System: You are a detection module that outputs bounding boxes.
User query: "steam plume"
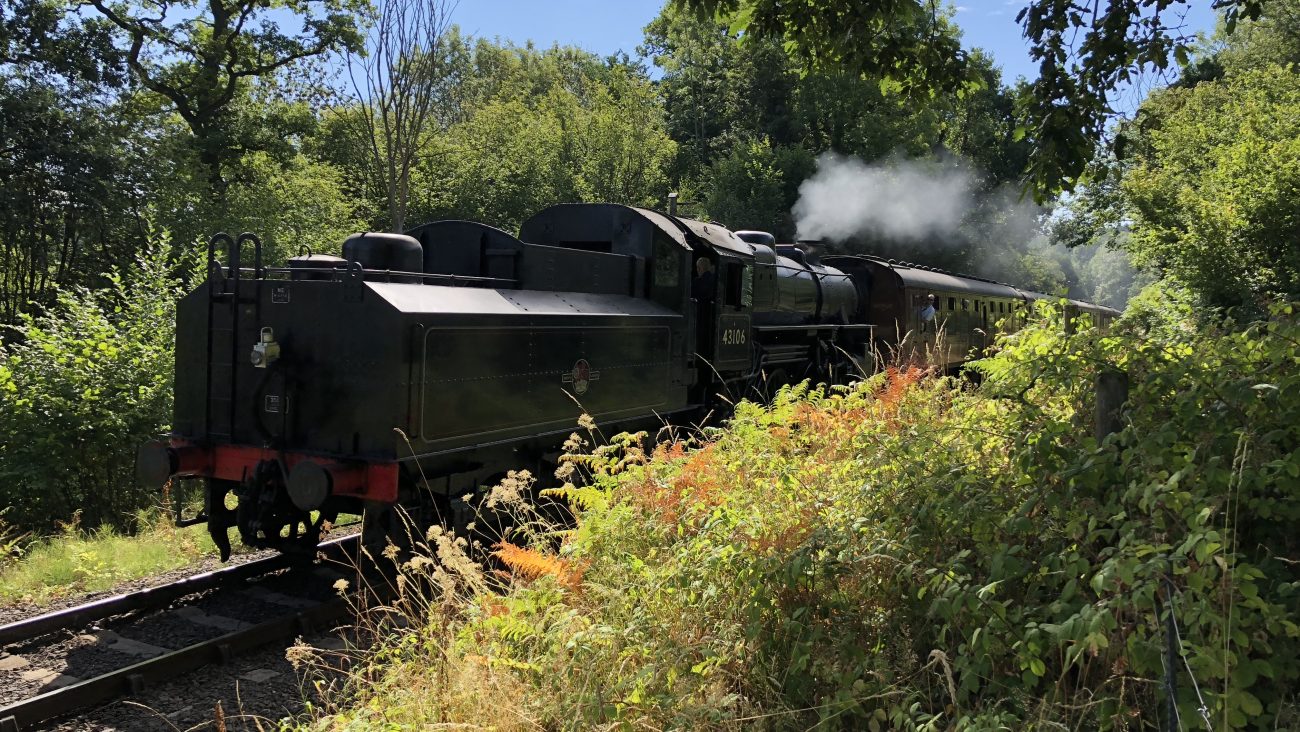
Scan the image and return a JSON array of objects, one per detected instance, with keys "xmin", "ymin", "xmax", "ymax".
[
  {"xmin": 785, "ymin": 151, "xmax": 1140, "ymax": 306},
  {"xmin": 793, "ymin": 153, "xmax": 975, "ymax": 242}
]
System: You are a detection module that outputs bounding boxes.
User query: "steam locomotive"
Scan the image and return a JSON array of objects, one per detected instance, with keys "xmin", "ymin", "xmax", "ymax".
[{"xmin": 137, "ymin": 203, "xmax": 1118, "ymax": 559}]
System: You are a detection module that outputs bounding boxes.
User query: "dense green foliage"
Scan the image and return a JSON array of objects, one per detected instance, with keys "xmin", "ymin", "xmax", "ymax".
[
  {"xmin": 0, "ymin": 0, "xmax": 131, "ymax": 319},
  {"xmin": 642, "ymin": 10, "xmax": 1028, "ymax": 237},
  {"xmin": 1123, "ymin": 66, "xmax": 1300, "ymax": 308},
  {"xmin": 314, "ymin": 39, "xmax": 678, "ymax": 234},
  {"xmin": 0, "ymin": 240, "xmax": 193, "ymax": 530},
  {"xmin": 1054, "ymin": 1, "xmax": 1300, "ymax": 311},
  {"xmin": 673, "ymin": 0, "xmax": 1275, "ymax": 198},
  {"xmin": 304, "ymin": 300, "xmax": 1299, "ymax": 730},
  {"xmin": 0, "ymin": 0, "xmax": 368, "ymax": 317},
  {"xmin": 86, "ymin": 0, "xmax": 366, "ymax": 195}
]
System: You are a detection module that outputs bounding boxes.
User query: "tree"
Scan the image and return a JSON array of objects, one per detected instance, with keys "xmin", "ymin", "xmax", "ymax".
[
  {"xmin": 0, "ymin": 81, "xmax": 140, "ymax": 321},
  {"xmin": 1, "ymin": 0, "xmax": 122, "ymax": 83},
  {"xmin": 398, "ymin": 42, "xmax": 677, "ymax": 232},
  {"xmin": 134, "ymin": 77, "xmax": 366, "ymax": 261},
  {"xmin": 641, "ymin": 8, "xmax": 798, "ymax": 181},
  {"xmin": 673, "ymin": 0, "xmax": 1275, "ymax": 196},
  {"xmin": 342, "ymin": 0, "xmax": 456, "ymax": 233},
  {"xmin": 671, "ymin": 0, "xmax": 970, "ymax": 98},
  {"xmin": 1120, "ymin": 65, "xmax": 1300, "ymax": 308},
  {"xmin": 704, "ymin": 137, "xmax": 814, "ymax": 237},
  {"xmin": 570, "ymin": 68, "xmax": 677, "ymax": 206},
  {"xmin": 643, "ymin": 7, "xmax": 1032, "ymax": 251},
  {"xmin": 0, "ymin": 0, "xmax": 139, "ymax": 322},
  {"xmin": 1200, "ymin": 0, "xmax": 1300, "ymax": 74},
  {"xmin": 87, "ymin": 0, "xmax": 365, "ymax": 199}
]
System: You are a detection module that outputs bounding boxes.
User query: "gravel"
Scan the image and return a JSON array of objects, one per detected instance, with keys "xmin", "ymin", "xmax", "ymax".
[
  {"xmin": 45, "ymin": 626, "xmax": 363, "ymax": 731},
  {"xmin": 113, "ymin": 610, "xmax": 229, "ymax": 651},
  {"xmin": 189, "ymin": 592, "xmax": 303, "ymax": 627},
  {"xmin": 0, "ymin": 633, "xmax": 142, "ymax": 707}
]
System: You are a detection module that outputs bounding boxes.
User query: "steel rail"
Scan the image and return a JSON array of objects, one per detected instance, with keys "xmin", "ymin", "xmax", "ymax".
[
  {"xmin": 0, "ymin": 595, "xmax": 353, "ymax": 731},
  {"xmin": 0, "ymin": 534, "xmax": 359, "ymax": 647}
]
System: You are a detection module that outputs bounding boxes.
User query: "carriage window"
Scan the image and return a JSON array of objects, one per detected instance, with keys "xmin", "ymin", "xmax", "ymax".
[
  {"xmin": 948, "ymin": 297, "xmax": 955, "ymax": 310},
  {"xmin": 961, "ymin": 299, "xmax": 969, "ymax": 311}
]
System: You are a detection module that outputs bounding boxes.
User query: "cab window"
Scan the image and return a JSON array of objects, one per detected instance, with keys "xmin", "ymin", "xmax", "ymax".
[{"xmin": 723, "ymin": 261, "xmax": 750, "ymax": 308}]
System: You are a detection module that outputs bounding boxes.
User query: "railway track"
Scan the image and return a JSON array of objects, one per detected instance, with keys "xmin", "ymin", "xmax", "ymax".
[{"xmin": 0, "ymin": 534, "xmax": 363, "ymax": 731}]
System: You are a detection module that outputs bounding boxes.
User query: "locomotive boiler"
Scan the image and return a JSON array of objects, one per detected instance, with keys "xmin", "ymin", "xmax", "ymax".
[{"xmin": 138, "ymin": 204, "xmax": 871, "ymax": 558}]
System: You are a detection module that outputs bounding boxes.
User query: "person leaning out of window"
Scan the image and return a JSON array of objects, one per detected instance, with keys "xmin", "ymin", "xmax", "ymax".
[{"xmin": 920, "ymin": 293, "xmax": 937, "ymax": 332}]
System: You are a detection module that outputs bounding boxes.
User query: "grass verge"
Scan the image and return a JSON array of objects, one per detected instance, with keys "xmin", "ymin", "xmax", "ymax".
[{"xmin": 0, "ymin": 508, "xmax": 222, "ymax": 607}]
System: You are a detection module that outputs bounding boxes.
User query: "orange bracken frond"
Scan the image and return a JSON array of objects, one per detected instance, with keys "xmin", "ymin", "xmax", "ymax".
[
  {"xmin": 875, "ymin": 366, "xmax": 926, "ymax": 418},
  {"xmin": 493, "ymin": 542, "xmax": 583, "ymax": 590},
  {"xmin": 651, "ymin": 440, "xmax": 689, "ymax": 461}
]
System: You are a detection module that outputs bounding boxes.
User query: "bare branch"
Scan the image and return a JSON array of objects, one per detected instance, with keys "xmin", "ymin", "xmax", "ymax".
[{"xmin": 337, "ymin": 0, "xmax": 459, "ymax": 232}]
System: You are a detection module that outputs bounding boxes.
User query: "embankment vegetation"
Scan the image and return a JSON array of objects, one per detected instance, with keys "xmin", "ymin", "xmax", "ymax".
[{"xmin": 295, "ymin": 295, "xmax": 1299, "ymax": 729}]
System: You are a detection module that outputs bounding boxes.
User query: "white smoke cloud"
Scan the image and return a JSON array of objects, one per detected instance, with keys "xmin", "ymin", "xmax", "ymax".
[{"xmin": 792, "ymin": 152, "xmax": 975, "ymax": 243}]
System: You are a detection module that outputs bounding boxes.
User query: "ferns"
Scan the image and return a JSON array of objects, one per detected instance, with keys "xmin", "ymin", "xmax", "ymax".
[
  {"xmin": 539, "ymin": 483, "xmax": 607, "ymax": 512},
  {"xmin": 492, "ymin": 541, "xmax": 582, "ymax": 590}
]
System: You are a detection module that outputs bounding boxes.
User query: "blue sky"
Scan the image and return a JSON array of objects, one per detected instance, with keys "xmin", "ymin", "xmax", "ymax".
[{"xmin": 448, "ymin": 0, "xmax": 1222, "ymax": 104}]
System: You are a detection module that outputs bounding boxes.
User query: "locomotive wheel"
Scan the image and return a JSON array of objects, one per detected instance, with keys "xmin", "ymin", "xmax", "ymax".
[{"xmin": 233, "ymin": 460, "xmax": 312, "ymax": 554}]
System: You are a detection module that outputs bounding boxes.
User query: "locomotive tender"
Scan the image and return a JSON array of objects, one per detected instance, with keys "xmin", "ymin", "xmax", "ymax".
[{"xmin": 137, "ymin": 203, "xmax": 1117, "ymax": 559}]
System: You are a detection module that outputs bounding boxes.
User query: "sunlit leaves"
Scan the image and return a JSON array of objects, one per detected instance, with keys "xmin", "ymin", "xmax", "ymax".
[
  {"xmin": 0, "ymin": 233, "xmax": 198, "ymax": 531},
  {"xmin": 1121, "ymin": 65, "xmax": 1300, "ymax": 308}
]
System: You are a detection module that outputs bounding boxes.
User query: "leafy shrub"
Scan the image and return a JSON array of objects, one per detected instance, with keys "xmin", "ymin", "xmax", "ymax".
[
  {"xmin": 301, "ymin": 296, "xmax": 1300, "ymax": 730},
  {"xmin": 0, "ymin": 510, "xmax": 28, "ymax": 570},
  {"xmin": 0, "ymin": 236, "xmax": 195, "ymax": 532}
]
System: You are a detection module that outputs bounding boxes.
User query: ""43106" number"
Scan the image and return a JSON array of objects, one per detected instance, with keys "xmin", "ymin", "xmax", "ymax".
[{"xmin": 721, "ymin": 328, "xmax": 747, "ymax": 346}]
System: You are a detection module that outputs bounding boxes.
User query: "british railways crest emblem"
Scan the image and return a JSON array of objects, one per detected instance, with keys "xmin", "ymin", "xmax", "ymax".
[{"xmin": 562, "ymin": 359, "xmax": 600, "ymax": 395}]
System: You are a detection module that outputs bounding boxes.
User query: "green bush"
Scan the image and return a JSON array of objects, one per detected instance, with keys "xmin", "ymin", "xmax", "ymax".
[
  {"xmin": 303, "ymin": 291, "xmax": 1300, "ymax": 731},
  {"xmin": 0, "ymin": 236, "xmax": 195, "ymax": 532}
]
